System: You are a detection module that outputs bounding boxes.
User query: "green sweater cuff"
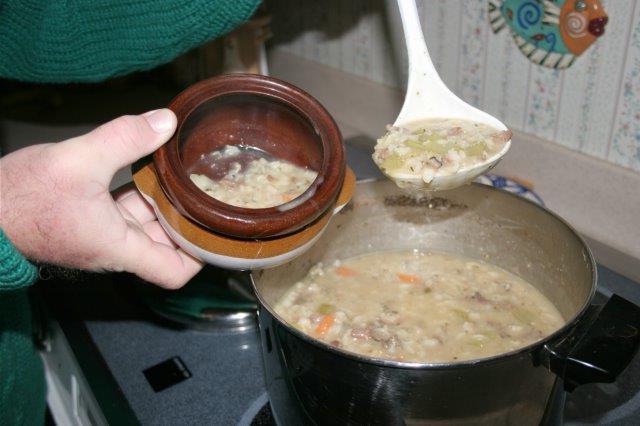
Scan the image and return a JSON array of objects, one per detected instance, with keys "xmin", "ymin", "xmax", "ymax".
[{"xmin": 0, "ymin": 229, "xmax": 37, "ymax": 291}]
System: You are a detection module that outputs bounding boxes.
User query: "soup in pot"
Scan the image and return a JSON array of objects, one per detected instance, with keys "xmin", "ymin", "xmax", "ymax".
[{"xmin": 274, "ymin": 250, "xmax": 564, "ymax": 363}]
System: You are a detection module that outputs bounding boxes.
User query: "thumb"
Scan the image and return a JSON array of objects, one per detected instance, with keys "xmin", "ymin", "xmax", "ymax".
[{"xmin": 72, "ymin": 109, "xmax": 177, "ymax": 180}]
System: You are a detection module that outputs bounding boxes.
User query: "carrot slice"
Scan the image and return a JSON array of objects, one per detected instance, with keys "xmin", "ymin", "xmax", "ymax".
[
  {"xmin": 315, "ymin": 314, "xmax": 335, "ymax": 335},
  {"xmin": 335, "ymin": 266, "xmax": 358, "ymax": 277},
  {"xmin": 397, "ymin": 273, "xmax": 421, "ymax": 284}
]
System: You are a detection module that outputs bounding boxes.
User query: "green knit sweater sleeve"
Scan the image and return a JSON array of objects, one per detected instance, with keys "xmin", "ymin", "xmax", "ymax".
[
  {"xmin": 0, "ymin": 229, "xmax": 45, "ymax": 426},
  {"xmin": 0, "ymin": 0, "xmax": 261, "ymax": 83},
  {"xmin": 0, "ymin": 230, "xmax": 37, "ymax": 291}
]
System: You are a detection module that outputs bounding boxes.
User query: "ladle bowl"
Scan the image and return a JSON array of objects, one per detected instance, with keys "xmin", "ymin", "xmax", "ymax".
[{"xmin": 386, "ymin": 0, "xmax": 511, "ymax": 191}]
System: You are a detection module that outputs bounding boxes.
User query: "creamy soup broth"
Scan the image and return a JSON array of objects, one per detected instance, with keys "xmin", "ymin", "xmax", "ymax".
[
  {"xmin": 373, "ymin": 119, "xmax": 511, "ymax": 185},
  {"xmin": 274, "ymin": 250, "xmax": 564, "ymax": 363},
  {"xmin": 190, "ymin": 145, "xmax": 318, "ymax": 209}
]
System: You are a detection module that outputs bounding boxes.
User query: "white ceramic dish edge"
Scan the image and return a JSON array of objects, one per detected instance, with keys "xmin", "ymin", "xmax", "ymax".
[{"xmin": 141, "ymin": 193, "xmax": 337, "ymax": 270}]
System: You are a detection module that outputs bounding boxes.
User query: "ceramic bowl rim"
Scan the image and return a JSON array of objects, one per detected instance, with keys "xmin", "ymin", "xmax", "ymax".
[{"xmin": 153, "ymin": 73, "xmax": 345, "ymax": 238}]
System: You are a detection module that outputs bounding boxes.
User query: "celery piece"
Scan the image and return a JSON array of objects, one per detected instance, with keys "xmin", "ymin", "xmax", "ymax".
[
  {"xmin": 406, "ymin": 140, "xmax": 426, "ymax": 150},
  {"xmin": 419, "ymin": 133, "xmax": 441, "ymax": 142},
  {"xmin": 381, "ymin": 154, "xmax": 404, "ymax": 172},
  {"xmin": 451, "ymin": 308, "xmax": 470, "ymax": 322},
  {"xmin": 463, "ymin": 142, "xmax": 487, "ymax": 157},
  {"xmin": 481, "ymin": 329, "xmax": 499, "ymax": 340},
  {"xmin": 512, "ymin": 308, "xmax": 536, "ymax": 324},
  {"xmin": 317, "ymin": 303, "xmax": 335, "ymax": 315},
  {"xmin": 421, "ymin": 140, "xmax": 453, "ymax": 154},
  {"xmin": 468, "ymin": 337, "xmax": 484, "ymax": 348}
]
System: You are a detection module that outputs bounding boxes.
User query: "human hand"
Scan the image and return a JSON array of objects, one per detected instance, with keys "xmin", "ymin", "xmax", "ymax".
[{"xmin": 0, "ymin": 109, "xmax": 202, "ymax": 288}]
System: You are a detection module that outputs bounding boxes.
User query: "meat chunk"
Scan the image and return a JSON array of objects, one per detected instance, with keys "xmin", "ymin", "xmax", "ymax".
[
  {"xmin": 371, "ymin": 327, "xmax": 392, "ymax": 342},
  {"xmin": 351, "ymin": 327, "xmax": 371, "ymax": 340},
  {"xmin": 470, "ymin": 291, "xmax": 490, "ymax": 304},
  {"xmin": 491, "ymin": 130, "xmax": 512, "ymax": 144},
  {"xmin": 448, "ymin": 126, "xmax": 463, "ymax": 136}
]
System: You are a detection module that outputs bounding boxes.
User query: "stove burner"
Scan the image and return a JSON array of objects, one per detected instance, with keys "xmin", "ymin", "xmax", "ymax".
[
  {"xmin": 136, "ymin": 266, "xmax": 258, "ymax": 332},
  {"xmin": 250, "ymin": 402, "xmax": 276, "ymax": 426}
]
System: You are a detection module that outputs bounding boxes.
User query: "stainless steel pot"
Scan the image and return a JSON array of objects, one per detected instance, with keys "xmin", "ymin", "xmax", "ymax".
[{"xmin": 251, "ymin": 181, "xmax": 640, "ymax": 425}]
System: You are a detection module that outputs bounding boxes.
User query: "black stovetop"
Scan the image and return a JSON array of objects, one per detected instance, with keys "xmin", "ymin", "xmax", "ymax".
[{"xmin": 40, "ymin": 264, "xmax": 640, "ymax": 425}]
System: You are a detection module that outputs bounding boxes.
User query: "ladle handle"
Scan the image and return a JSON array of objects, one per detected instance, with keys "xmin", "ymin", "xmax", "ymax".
[
  {"xmin": 542, "ymin": 294, "xmax": 640, "ymax": 391},
  {"xmin": 395, "ymin": 0, "xmax": 453, "ymax": 125},
  {"xmin": 397, "ymin": 0, "xmax": 440, "ymax": 88}
]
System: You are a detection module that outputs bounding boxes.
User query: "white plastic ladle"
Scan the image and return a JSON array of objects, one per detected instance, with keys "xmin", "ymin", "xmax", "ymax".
[{"xmin": 385, "ymin": 0, "xmax": 511, "ymax": 191}]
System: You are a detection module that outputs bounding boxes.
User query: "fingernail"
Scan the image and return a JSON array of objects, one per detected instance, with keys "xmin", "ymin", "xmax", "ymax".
[{"xmin": 143, "ymin": 109, "xmax": 176, "ymax": 133}]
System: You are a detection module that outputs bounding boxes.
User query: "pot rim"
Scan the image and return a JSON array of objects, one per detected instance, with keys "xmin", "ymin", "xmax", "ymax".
[
  {"xmin": 250, "ymin": 181, "xmax": 598, "ymax": 370},
  {"xmin": 153, "ymin": 73, "xmax": 345, "ymax": 238}
]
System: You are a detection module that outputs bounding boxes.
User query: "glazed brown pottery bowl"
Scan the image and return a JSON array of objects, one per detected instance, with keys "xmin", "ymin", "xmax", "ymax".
[{"xmin": 153, "ymin": 74, "xmax": 346, "ymax": 238}]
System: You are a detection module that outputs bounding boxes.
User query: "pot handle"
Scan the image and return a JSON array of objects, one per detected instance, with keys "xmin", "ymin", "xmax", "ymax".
[{"xmin": 541, "ymin": 294, "xmax": 640, "ymax": 391}]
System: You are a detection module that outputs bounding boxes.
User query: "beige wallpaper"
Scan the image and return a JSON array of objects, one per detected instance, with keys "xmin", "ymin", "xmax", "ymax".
[{"xmin": 268, "ymin": 0, "xmax": 640, "ymax": 173}]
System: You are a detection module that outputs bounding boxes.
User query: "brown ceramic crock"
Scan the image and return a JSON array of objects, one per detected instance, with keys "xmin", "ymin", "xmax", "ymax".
[{"xmin": 153, "ymin": 74, "xmax": 345, "ymax": 238}]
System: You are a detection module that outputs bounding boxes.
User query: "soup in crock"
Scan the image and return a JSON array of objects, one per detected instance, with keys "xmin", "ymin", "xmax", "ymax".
[{"xmin": 190, "ymin": 145, "xmax": 318, "ymax": 209}]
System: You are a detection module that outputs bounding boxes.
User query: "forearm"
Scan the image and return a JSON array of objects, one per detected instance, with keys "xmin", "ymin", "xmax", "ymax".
[{"xmin": 0, "ymin": 143, "xmax": 63, "ymax": 265}]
